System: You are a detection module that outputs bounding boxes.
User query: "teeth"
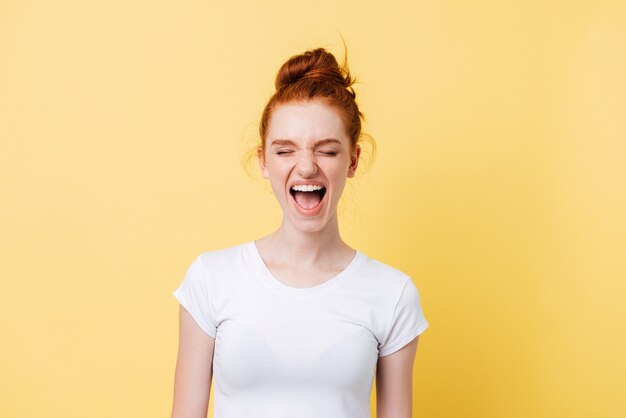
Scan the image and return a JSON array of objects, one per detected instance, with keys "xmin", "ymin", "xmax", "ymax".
[{"xmin": 291, "ymin": 184, "xmax": 324, "ymax": 192}]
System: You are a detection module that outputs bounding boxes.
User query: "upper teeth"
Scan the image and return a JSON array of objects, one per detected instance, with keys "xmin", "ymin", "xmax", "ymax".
[{"xmin": 292, "ymin": 184, "xmax": 324, "ymax": 192}]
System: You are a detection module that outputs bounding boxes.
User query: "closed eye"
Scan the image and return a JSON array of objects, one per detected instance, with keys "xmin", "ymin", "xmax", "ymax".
[
  {"xmin": 319, "ymin": 151, "xmax": 338, "ymax": 156},
  {"xmin": 276, "ymin": 150, "xmax": 294, "ymax": 155}
]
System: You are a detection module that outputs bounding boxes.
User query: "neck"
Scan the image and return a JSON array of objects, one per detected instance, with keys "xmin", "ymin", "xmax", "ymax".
[{"xmin": 260, "ymin": 215, "xmax": 349, "ymax": 264}]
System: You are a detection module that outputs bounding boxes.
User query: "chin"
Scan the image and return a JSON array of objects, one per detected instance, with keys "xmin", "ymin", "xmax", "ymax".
[
  {"xmin": 293, "ymin": 221, "xmax": 328, "ymax": 234},
  {"xmin": 288, "ymin": 216, "xmax": 332, "ymax": 234}
]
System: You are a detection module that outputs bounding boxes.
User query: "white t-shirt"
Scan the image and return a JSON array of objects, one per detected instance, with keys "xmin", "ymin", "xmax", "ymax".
[{"xmin": 172, "ymin": 241, "xmax": 429, "ymax": 418}]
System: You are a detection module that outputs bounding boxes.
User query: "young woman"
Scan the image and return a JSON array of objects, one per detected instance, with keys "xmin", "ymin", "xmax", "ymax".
[{"xmin": 171, "ymin": 48, "xmax": 429, "ymax": 418}]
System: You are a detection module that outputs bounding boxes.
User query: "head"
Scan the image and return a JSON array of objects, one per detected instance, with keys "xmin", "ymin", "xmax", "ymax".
[
  {"xmin": 259, "ymin": 48, "xmax": 363, "ymax": 154},
  {"xmin": 257, "ymin": 48, "xmax": 365, "ymax": 233}
]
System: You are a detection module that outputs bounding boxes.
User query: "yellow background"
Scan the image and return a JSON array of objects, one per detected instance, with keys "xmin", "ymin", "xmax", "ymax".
[{"xmin": 1, "ymin": 1, "xmax": 625, "ymax": 417}]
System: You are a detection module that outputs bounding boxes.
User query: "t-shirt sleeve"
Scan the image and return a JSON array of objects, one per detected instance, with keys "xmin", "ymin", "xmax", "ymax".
[
  {"xmin": 172, "ymin": 255, "xmax": 217, "ymax": 338},
  {"xmin": 378, "ymin": 278, "xmax": 429, "ymax": 357}
]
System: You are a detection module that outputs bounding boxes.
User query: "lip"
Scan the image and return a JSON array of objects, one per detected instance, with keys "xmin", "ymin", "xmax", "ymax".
[
  {"xmin": 288, "ymin": 180, "xmax": 327, "ymax": 188},
  {"xmin": 288, "ymin": 181, "xmax": 327, "ymax": 217}
]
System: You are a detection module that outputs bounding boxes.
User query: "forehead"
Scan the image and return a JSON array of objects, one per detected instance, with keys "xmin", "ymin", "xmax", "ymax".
[{"xmin": 266, "ymin": 101, "xmax": 349, "ymax": 146}]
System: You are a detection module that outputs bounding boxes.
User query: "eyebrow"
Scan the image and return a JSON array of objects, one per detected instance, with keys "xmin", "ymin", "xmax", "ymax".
[{"xmin": 270, "ymin": 138, "xmax": 342, "ymax": 147}]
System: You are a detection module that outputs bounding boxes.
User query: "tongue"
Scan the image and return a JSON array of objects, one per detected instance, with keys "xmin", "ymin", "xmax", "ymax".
[{"xmin": 294, "ymin": 191, "xmax": 322, "ymax": 209}]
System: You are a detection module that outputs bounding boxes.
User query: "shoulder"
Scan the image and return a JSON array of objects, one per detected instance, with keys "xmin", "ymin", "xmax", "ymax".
[
  {"xmin": 182, "ymin": 242, "xmax": 251, "ymax": 291},
  {"xmin": 353, "ymin": 253, "xmax": 413, "ymax": 301},
  {"xmin": 358, "ymin": 254, "xmax": 411, "ymax": 288},
  {"xmin": 195, "ymin": 241, "xmax": 249, "ymax": 270}
]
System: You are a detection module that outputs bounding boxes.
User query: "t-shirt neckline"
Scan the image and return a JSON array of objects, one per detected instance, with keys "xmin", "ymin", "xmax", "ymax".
[{"xmin": 246, "ymin": 240, "xmax": 366, "ymax": 298}]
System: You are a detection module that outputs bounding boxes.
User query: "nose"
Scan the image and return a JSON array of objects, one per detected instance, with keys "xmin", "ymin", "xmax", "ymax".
[{"xmin": 295, "ymin": 152, "xmax": 319, "ymax": 177}]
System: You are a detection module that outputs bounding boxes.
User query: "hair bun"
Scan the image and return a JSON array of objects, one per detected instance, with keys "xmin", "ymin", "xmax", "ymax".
[{"xmin": 275, "ymin": 48, "xmax": 353, "ymax": 92}]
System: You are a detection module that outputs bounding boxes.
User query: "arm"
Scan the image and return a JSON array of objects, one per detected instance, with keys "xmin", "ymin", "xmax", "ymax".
[
  {"xmin": 171, "ymin": 305, "xmax": 216, "ymax": 418},
  {"xmin": 375, "ymin": 335, "xmax": 419, "ymax": 418}
]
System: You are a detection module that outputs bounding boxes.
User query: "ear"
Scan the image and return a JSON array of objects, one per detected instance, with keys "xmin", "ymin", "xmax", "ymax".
[
  {"xmin": 347, "ymin": 144, "xmax": 361, "ymax": 178},
  {"xmin": 257, "ymin": 147, "xmax": 270, "ymax": 179}
]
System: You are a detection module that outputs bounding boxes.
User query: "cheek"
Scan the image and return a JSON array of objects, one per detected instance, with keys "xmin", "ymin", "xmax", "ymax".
[
  {"xmin": 266, "ymin": 165, "xmax": 291, "ymax": 193},
  {"xmin": 265, "ymin": 159, "xmax": 289, "ymax": 177},
  {"xmin": 325, "ymin": 159, "xmax": 351, "ymax": 179},
  {"xmin": 325, "ymin": 171, "xmax": 350, "ymax": 195}
]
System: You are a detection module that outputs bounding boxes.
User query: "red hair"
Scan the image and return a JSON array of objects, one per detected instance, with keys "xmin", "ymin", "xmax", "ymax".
[{"xmin": 259, "ymin": 48, "xmax": 364, "ymax": 152}]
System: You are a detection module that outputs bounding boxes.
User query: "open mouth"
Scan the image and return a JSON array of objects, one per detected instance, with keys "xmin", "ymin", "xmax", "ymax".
[{"xmin": 289, "ymin": 185, "xmax": 327, "ymax": 210}]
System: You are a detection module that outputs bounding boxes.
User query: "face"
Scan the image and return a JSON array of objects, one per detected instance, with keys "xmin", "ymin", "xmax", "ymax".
[{"xmin": 258, "ymin": 101, "xmax": 361, "ymax": 233}]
